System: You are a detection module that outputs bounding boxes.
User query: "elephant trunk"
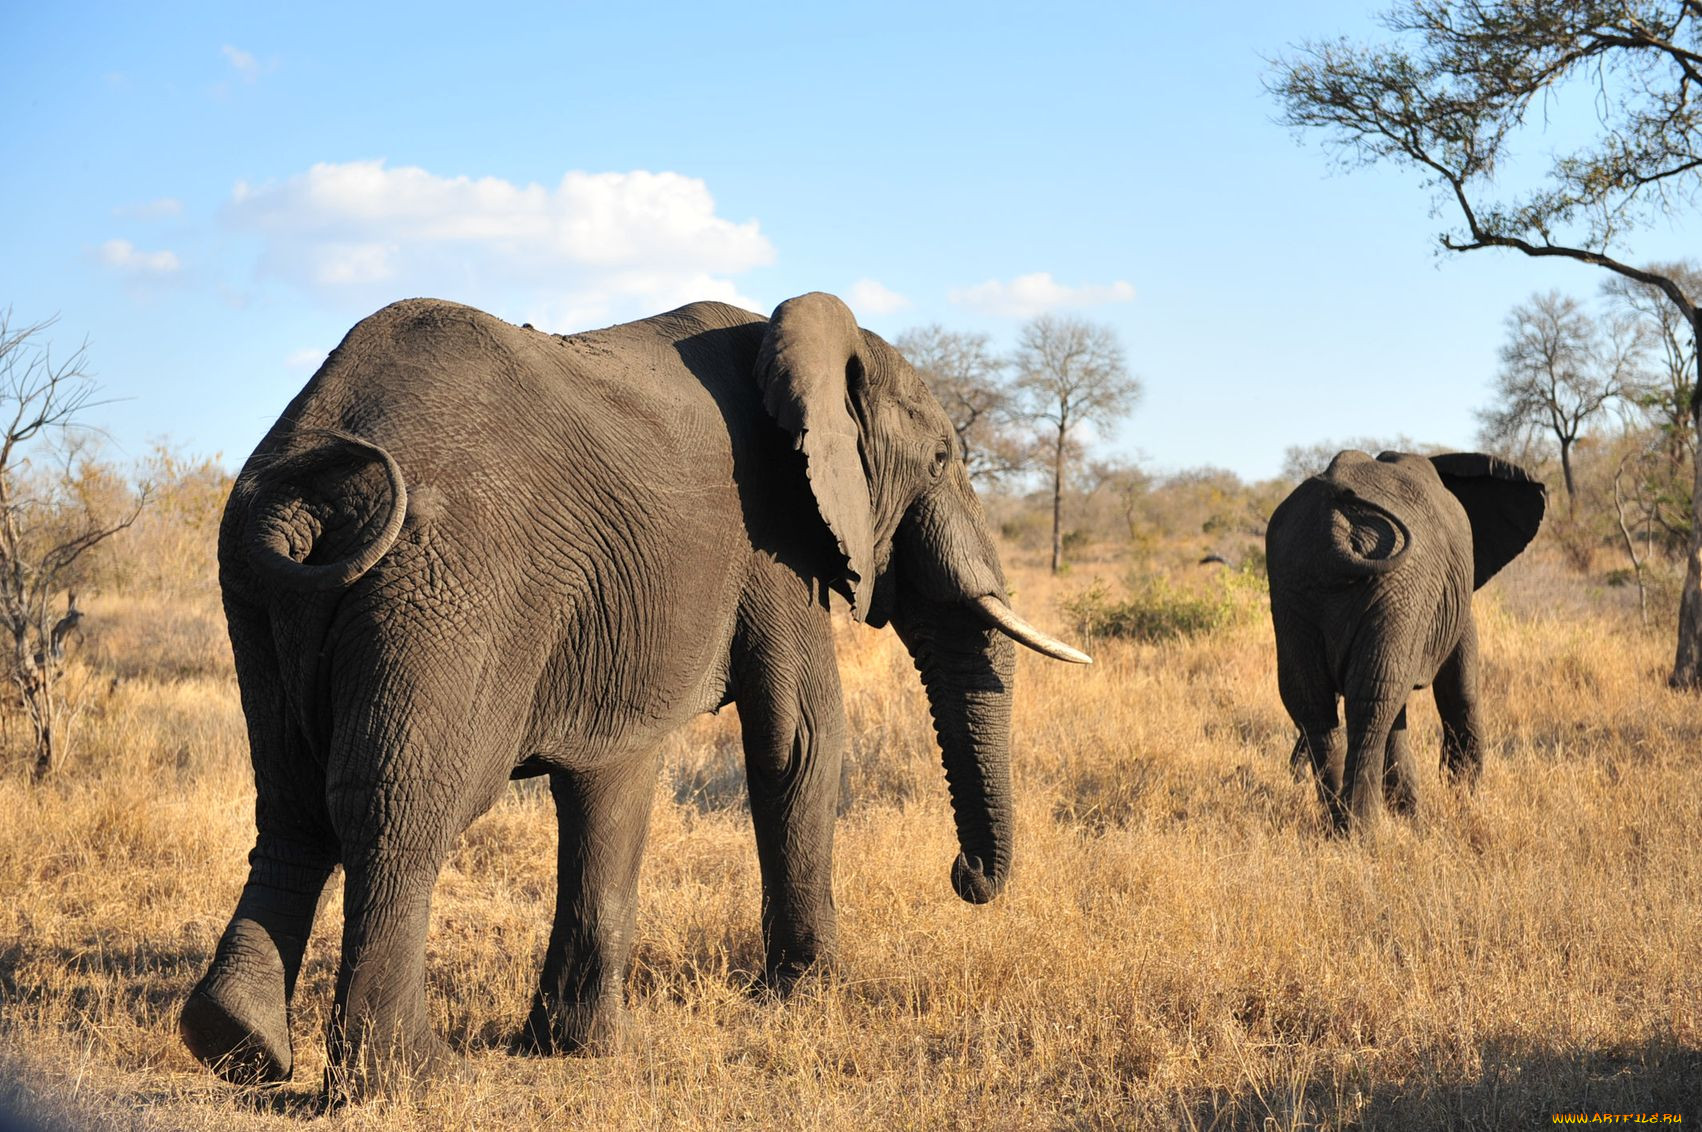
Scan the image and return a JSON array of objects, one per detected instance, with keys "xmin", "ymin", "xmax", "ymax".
[{"xmin": 895, "ymin": 597, "xmax": 1016, "ymax": 904}]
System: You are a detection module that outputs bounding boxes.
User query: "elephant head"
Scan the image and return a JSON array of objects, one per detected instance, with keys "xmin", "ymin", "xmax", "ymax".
[{"xmin": 756, "ymin": 292, "xmax": 1088, "ymax": 903}]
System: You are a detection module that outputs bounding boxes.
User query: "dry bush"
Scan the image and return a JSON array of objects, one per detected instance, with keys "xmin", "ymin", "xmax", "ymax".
[{"xmin": 2, "ymin": 523, "xmax": 1699, "ymax": 1129}]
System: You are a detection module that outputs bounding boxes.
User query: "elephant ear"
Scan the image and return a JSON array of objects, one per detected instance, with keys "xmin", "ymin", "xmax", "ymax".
[
  {"xmin": 755, "ymin": 292, "xmax": 876, "ymax": 619},
  {"xmin": 1429, "ymin": 452, "xmax": 1547, "ymax": 589}
]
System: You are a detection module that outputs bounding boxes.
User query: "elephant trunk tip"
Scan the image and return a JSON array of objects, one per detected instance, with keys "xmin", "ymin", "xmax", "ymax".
[{"xmin": 950, "ymin": 852, "xmax": 1005, "ymax": 904}]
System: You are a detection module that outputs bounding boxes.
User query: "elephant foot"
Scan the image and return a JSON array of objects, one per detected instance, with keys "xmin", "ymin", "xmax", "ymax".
[
  {"xmin": 1444, "ymin": 760, "xmax": 1482, "ymax": 790},
  {"xmin": 753, "ymin": 953, "xmax": 838, "ymax": 1000},
  {"xmin": 513, "ymin": 995, "xmax": 629, "ymax": 1057},
  {"xmin": 180, "ymin": 977, "xmax": 293, "ymax": 1085},
  {"xmin": 323, "ymin": 1028, "xmax": 460, "ymax": 1105}
]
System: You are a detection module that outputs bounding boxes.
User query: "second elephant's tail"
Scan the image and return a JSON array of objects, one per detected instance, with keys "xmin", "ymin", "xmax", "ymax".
[
  {"xmin": 1324, "ymin": 488, "xmax": 1412, "ymax": 574},
  {"xmin": 240, "ymin": 430, "xmax": 408, "ymax": 591}
]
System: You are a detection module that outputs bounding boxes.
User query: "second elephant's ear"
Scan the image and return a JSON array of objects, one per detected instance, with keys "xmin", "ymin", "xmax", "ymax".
[
  {"xmin": 1429, "ymin": 452, "xmax": 1547, "ymax": 589},
  {"xmin": 755, "ymin": 292, "xmax": 876, "ymax": 619}
]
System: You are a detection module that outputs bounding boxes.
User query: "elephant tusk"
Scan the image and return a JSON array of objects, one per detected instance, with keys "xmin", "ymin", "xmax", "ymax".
[{"xmin": 972, "ymin": 595, "xmax": 1092, "ymax": 665}]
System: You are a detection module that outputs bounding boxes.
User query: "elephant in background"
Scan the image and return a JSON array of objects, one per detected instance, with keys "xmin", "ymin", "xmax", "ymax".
[
  {"xmin": 1265, "ymin": 450, "xmax": 1545, "ymax": 831},
  {"xmin": 178, "ymin": 292, "xmax": 1089, "ymax": 1098}
]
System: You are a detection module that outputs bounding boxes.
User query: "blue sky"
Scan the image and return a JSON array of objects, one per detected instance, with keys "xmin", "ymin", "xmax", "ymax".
[{"xmin": 3, "ymin": 2, "xmax": 1693, "ymax": 483}]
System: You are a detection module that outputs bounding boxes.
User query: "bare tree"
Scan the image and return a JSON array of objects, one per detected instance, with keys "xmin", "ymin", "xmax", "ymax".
[
  {"xmin": 0, "ymin": 310, "xmax": 147, "ymax": 777},
  {"xmin": 896, "ymin": 325, "xmax": 1023, "ymax": 486},
  {"xmin": 1613, "ymin": 436, "xmax": 1668, "ymax": 626},
  {"xmin": 1600, "ymin": 262, "xmax": 1702, "ymax": 560},
  {"xmin": 1605, "ymin": 263, "xmax": 1702, "ymax": 453},
  {"xmin": 1011, "ymin": 316, "xmax": 1140, "ymax": 573},
  {"xmin": 1477, "ymin": 292, "xmax": 1638, "ymax": 513},
  {"xmin": 1270, "ymin": 0, "xmax": 1702, "ymax": 686}
]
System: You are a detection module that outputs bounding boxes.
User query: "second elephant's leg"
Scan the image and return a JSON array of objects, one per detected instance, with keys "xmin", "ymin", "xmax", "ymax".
[
  {"xmin": 1382, "ymin": 705, "xmax": 1418, "ymax": 816},
  {"xmin": 1342, "ymin": 681, "xmax": 1408, "ymax": 832},
  {"xmin": 520, "ymin": 757, "xmax": 659, "ymax": 1054},
  {"xmin": 1274, "ymin": 631, "xmax": 1344, "ymax": 825},
  {"xmin": 1434, "ymin": 619, "xmax": 1485, "ymax": 787}
]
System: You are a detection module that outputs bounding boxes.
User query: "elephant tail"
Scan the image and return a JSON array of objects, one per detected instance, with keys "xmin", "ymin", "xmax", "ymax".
[
  {"xmin": 240, "ymin": 430, "xmax": 408, "ymax": 591},
  {"xmin": 1325, "ymin": 487, "xmax": 1411, "ymax": 574}
]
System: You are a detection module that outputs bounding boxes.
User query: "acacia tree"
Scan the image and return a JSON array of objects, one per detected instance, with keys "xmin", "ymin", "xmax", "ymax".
[
  {"xmin": 1011, "ymin": 315, "xmax": 1140, "ymax": 573},
  {"xmin": 895, "ymin": 325, "xmax": 1023, "ymax": 487},
  {"xmin": 1477, "ymin": 291, "xmax": 1638, "ymax": 513},
  {"xmin": 0, "ymin": 311, "xmax": 146, "ymax": 777},
  {"xmin": 1271, "ymin": 0, "xmax": 1702, "ymax": 686},
  {"xmin": 1598, "ymin": 262, "xmax": 1702, "ymax": 563}
]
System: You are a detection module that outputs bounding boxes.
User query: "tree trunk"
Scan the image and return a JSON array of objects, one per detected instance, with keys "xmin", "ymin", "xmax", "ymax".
[
  {"xmin": 1559, "ymin": 436, "xmax": 1577, "ymax": 516},
  {"xmin": 31, "ymin": 720, "xmax": 54, "ymax": 780},
  {"xmin": 20, "ymin": 668, "xmax": 57, "ymax": 779},
  {"xmin": 1669, "ymin": 311, "xmax": 1702, "ymax": 689},
  {"xmin": 1611, "ymin": 458, "xmax": 1648, "ymax": 627},
  {"xmin": 1049, "ymin": 427, "xmax": 1065, "ymax": 574}
]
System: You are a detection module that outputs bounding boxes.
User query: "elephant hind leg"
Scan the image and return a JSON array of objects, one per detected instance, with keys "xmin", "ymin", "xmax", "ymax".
[
  {"xmin": 1274, "ymin": 627, "xmax": 1345, "ymax": 826},
  {"xmin": 324, "ymin": 828, "xmax": 459, "ymax": 1101},
  {"xmin": 1383, "ymin": 705, "xmax": 1418, "ymax": 816},
  {"xmin": 181, "ymin": 842, "xmax": 336, "ymax": 1084},
  {"xmin": 183, "ymin": 605, "xmax": 337, "ymax": 1084},
  {"xmin": 1434, "ymin": 619, "xmax": 1484, "ymax": 788},
  {"xmin": 517, "ymin": 757, "xmax": 660, "ymax": 1056},
  {"xmin": 321, "ymin": 705, "xmax": 506, "ymax": 1098},
  {"xmin": 1342, "ymin": 686, "xmax": 1408, "ymax": 832}
]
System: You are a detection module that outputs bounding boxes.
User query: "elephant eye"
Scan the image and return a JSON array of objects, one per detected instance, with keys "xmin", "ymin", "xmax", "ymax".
[{"xmin": 930, "ymin": 442, "xmax": 950, "ymax": 477}]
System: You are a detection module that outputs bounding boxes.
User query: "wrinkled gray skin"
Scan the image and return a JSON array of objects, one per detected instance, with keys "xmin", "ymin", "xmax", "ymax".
[
  {"xmin": 178, "ymin": 293, "xmax": 1089, "ymax": 1099},
  {"xmin": 1266, "ymin": 451, "xmax": 1545, "ymax": 832}
]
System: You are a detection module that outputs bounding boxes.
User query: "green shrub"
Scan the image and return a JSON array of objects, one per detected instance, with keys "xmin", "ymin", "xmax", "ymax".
[{"xmin": 1060, "ymin": 570, "xmax": 1265, "ymax": 643}]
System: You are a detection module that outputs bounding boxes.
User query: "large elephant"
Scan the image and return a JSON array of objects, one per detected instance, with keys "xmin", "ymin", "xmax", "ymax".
[
  {"xmin": 179, "ymin": 293, "xmax": 1089, "ymax": 1097},
  {"xmin": 1265, "ymin": 450, "xmax": 1545, "ymax": 832}
]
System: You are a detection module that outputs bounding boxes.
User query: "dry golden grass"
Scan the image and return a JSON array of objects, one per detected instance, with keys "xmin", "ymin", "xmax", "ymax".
[{"xmin": 2, "ymin": 545, "xmax": 1699, "ymax": 1129}]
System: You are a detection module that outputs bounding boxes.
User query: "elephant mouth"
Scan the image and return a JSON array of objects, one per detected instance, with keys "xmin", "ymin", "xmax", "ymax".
[{"xmin": 971, "ymin": 594, "xmax": 1091, "ymax": 664}]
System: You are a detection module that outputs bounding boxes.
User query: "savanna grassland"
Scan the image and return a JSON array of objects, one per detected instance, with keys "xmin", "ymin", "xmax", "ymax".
[{"xmin": 1, "ymin": 515, "xmax": 1699, "ymax": 1129}]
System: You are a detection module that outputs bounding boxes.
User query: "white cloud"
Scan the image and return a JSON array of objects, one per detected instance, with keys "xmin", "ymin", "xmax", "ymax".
[
  {"xmin": 115, "ymin": 197, "xmax": 184, "ymax": 220},
  {"xmin": 222, "ymin": 44, "xmax": 260, "ymax": 82},
  {"xmin": 226, "ymin": 160, "xmax": 774, "ymax": 323},
  {"xmin": 846, "ymin": 278, "xmax": 911, "ymax": 316},
  {"xmin": 948, "ymin": 271, "xmax": 1135, "ymax": 318},
  {"xmin": 285, "ymin": 348, "xmax": 327, "ymax": 371},
  {"xmin": 98, "ymin": 238, "xmax": 181, "ymax": 275},
  {"xmin": 528, "ymin": 272, "xmax": 766, "ymax": 333}
]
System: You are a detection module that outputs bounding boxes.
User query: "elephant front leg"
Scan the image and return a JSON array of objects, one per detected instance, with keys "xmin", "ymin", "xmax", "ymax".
[
  {"xmin": 518, "ymin": 758, "xmax": 659, "ymax": 1055},
  {"xmin": 738, "ymin": 636, "xmax": 845, "ymax": 993},
  {"xmin": 1433, "ymin": 620, "xmax": 1484, "ymax": 787}
]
